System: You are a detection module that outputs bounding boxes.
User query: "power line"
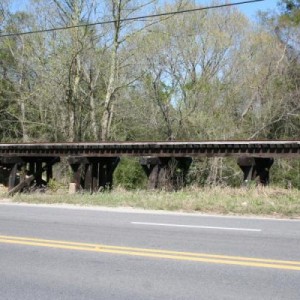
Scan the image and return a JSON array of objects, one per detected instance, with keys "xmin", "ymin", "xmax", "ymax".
[{"xmin": 0, "ymin": 0, "xmax": 264, "ymax": 38}]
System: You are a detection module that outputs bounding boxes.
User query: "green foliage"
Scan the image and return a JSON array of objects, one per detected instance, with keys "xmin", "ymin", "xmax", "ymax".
[
  {"xmin": 114, "ymin": 158, "xmax": 147, "ymax": 190},
  {"xmin": 47, "ymin": 178, "xmax": 62, "ymax": 192},
  {"xmin": 280, "ymin": 0, "xmax": 300, "ymax": 24},
  {"xmin": 187, "ymin": 158, "xmax": 241, "ymax": 187},
  {"xmin": 271, "ymin": 159, "xmax": 300, "ymax": 189}
]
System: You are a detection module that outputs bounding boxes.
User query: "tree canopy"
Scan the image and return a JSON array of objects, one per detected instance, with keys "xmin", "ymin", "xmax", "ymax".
[{"xmin": 0, "ymin": 0, "xmax": 299, "ymax": 187}]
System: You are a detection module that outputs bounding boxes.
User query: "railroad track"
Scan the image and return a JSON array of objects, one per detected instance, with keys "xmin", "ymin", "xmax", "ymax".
[{"xmin": 0, "ymin": 141, "xmax": 299, "ymax": 158}]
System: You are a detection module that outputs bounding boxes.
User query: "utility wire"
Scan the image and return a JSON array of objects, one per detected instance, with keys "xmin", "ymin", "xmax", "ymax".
[{"xmin": 0, "ymin": 0, "xmax": 264, "ymax": 38}]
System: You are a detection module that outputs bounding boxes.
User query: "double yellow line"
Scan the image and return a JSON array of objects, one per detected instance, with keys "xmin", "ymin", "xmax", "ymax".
[{"xmin": 1, "ymin": 234, "xmax": 300, "ymax": 271}]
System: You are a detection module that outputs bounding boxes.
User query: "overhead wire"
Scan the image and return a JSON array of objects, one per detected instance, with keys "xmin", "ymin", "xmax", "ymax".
[{"xmin": 0, "ymin": 0, "xmax": 264, "ymax": 38}]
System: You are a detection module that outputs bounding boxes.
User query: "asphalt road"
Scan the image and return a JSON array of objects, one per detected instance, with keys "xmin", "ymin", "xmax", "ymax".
[{"xmin": 0, "ymin": 203, "xmax": 300, "ymax": 299}]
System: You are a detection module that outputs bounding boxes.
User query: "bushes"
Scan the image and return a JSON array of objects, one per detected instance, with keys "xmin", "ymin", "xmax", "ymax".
[
  {"xmin": 271, "ymin": 159, "xmax": 300, "ymax": 189},
  {"xmin": 114, "ymin": 158, "xmax": 147, "ymax": 190},
  {"xmin": 113, "ymin": 157, "xmax": 300, "ymax": 190}
]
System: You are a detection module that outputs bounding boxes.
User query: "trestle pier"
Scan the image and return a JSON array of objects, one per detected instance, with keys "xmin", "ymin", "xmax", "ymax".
[
  {"xmin": 0, "ymin": 156, "xmax": 60, "ymax": 194},
  {"xmin": 237, "ymin": 157, "xmax": 274, "ymax": 186},
  {"xmin": 68, "ymin": 157, "xmax": 120, "ymax": 192},
  {"xmin": 140, "ymin": 157, "xmax": 192, "ymax": 190}
]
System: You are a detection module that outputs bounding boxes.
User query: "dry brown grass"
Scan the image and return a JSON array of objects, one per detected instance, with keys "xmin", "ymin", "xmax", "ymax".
[{"xmin": 3, "ymin": 186, "xmax": 300, "ymax": 218}]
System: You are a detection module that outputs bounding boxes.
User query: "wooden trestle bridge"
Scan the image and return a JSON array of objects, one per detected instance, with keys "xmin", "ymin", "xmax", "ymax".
[{"xmin": 0, "ymin": 140, "xmax": 299, "ymax": 194}]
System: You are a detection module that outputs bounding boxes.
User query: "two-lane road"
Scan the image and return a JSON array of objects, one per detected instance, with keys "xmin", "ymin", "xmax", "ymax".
[{"xmin": 0, "ymin": 203, "xmax": 300, "ymax": 299}]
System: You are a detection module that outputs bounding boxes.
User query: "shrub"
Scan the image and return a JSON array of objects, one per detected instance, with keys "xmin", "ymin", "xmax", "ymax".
[{"xmin": 114, "ymin": 158, "xmax": 147, "ymax": 190}]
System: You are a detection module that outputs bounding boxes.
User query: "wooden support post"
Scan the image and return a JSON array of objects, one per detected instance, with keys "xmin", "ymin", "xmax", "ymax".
[
  {"xmin": 237, "ymin": 157, "xmax": 255, "ymax": 185},
  {"xmin": 148, "ymin": 164, "xmax": 160, "ymax": 189},
  {"xmin": 105, "ymin": 158, "xmax": 120, "ymax": 190},
  {"xmin": 84, "ymin": 164, "xmax": 93, "ymax": 192},
  {"xmin": 29, "ymin": 162, "xmax": 35, "ymax": 176},
  {"xmin": 254, "ymin": 158, "xmax": 274, "ymax": 186},
  {"xmin": 46, "ymin": 165, "xmax": 53, "ymax": 183},
  {"xmin": 141, "ymin": 165, "xmax": 152, "ymax": 177},
  {"xmin": 35, "ymin": 161, "xmax": 43, "ymax": 186},
  {"xmin": 92, "ymin": 163, "xmax": 99, "ymax": 192}
]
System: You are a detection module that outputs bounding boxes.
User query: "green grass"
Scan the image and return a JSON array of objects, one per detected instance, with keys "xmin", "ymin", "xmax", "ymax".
[{"xmin": 4, "ymin": 186, "xmax": 300, "ymax": 218}]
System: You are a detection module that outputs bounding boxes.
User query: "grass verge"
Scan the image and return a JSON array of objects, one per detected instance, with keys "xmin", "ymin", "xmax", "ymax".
[{"xmin": 3, "ymin": 186, "xmax": 300, "ymax": 218}]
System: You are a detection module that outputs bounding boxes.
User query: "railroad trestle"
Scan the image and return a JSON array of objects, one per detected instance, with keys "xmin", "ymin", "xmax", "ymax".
[{"xmin": 0, "ymin": 141, "xmax": 299, "ymax": 194}]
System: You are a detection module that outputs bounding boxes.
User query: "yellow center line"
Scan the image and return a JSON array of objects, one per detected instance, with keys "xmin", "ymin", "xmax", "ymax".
[
  {"xmin": 0, "ymin": 235, "xmax": 300, "ymax": 271},
  {"xmin": 1, "ymin": 234, "xmax": 299, "ymax": 266}
]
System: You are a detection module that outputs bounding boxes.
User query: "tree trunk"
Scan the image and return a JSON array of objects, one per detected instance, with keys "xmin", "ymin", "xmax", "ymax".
[
  {"xmin": 100, "ymin": 1, "xmax": 121, "ymax": 141},
  {"xmin": 101, "ymin": 41, "xmax": 119, "ymax": 141}
]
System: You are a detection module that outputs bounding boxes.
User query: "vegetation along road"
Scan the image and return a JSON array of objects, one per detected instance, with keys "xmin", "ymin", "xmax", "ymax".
[{"xmin": 1, "ymin": 203, "xmax": 300, "ymax": 299}]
